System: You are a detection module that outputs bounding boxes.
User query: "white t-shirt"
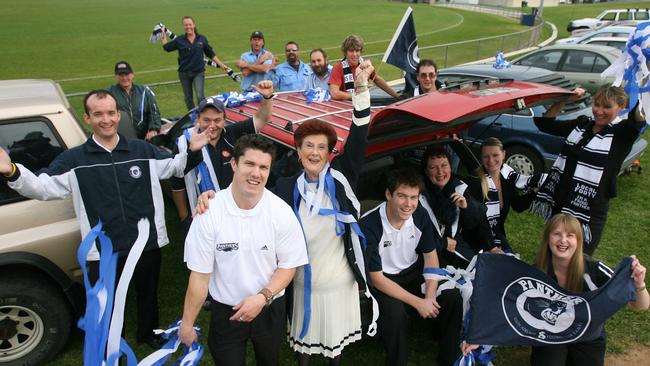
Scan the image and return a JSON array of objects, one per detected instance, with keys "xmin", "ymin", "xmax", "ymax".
[
  {"xmin": 377, "ymin": 203, "xmax": 423, "ymax": 275},
  {"xmin": 184, "ymin": 186, "xmax": 308, "ymax": 306}
]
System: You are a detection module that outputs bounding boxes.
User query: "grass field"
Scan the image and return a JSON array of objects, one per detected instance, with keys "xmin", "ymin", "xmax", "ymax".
[{"xmin": 3, "ymin": 0, "xmax": 649, "ymax": 364}]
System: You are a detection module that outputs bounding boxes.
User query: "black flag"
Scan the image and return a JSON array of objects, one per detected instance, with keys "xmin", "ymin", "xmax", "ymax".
[
  {"xmin": 466, "ymin": 254, "xmax": 635, "ymax": 346},
  {"xmin": 382, "ymin": 7, "xmax": 419, "ymax": 91}
]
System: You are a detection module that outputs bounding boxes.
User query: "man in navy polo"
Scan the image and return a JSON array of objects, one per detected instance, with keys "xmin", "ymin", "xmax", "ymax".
[{"xmin": 360, "ymin": 168, "xmax": 463, "ymax": 366}]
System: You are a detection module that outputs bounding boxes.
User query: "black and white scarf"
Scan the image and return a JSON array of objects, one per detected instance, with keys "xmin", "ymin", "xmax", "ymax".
[
  {"xmin": 341, "ymin": 57, "xmax": 364, "ymax": 93},
  {"xmin": 531, "ymin": 120, "xmax": 617, "ymax": 244},
  {"xmin": 485, "ymin": 164, "xmax": 544, "ymax": 247}
]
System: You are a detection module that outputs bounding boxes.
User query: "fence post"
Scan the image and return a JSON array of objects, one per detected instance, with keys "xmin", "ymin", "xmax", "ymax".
[
  {"xmin": 444, "ymin": 45, "xmax": 449, "ymax": 68},
  {"xmin": 501, "ymin": 35, "xmax": 505, "ymax": 52}
]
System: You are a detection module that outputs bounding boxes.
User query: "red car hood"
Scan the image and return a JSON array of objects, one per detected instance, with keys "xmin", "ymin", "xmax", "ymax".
[{"xmin": 225, "ymin": 81, "xmax": 572, "ymax": 159}]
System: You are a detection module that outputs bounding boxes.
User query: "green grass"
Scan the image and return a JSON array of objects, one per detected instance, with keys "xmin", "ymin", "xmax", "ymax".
[{"xmin": 3, "ymin": 0, "xmax": 648, "ymax": 364}]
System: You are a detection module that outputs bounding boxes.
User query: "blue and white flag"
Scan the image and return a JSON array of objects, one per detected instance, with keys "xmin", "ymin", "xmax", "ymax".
[
  {"xmin": 304, "ymin": 87, "xmax": 331, "ymax": 103},
  {"xmin": 465, "ymin": 254, "xmax": 635, "ymax": 346},
  {"xmin": 382, "ymin": 7, "xmax": 420, "ymax": 91},
  {"xmin": 493, "ymin": 52, "xmax": 512, "ymax": 69}
]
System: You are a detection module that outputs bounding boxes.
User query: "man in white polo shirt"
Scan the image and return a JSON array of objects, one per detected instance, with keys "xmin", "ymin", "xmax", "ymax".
[
  {"xmin": 359, "ymin": 168, "xmax": 463, "ymax": 366},
  {"xmin": 179, "ymin": 134, "xmax": 308, "ymax": 365}
]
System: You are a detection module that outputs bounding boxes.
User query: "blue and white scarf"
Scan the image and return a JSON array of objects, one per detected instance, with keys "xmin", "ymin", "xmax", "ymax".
[
  {"xmin": 177, "ymin": 127, "xmax": 218, "ymax": 212},
  {"xmin": 292, "ymin": 163, "xmax": 378, "ymax": 338}
]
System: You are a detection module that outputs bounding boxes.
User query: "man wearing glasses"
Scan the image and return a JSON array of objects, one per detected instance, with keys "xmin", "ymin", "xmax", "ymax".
[
  {"xmin": 270, "ymin": 41, "xmax": 312, "ymax": 92},
  {"xmin": 401, "ymin": 59, "xmax": 443, "ymax": 99}
]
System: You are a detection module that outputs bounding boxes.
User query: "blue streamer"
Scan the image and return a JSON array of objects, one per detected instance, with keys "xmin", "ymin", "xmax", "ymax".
[
  {"xmin": 183, "ymin": 129, "xmax": 215, "ymax": 193},
  {"xmin": 493, "ymin": 51, "xmax": 511, "ymax": 69},
  {"xmin": 304, "ymin": 88, "xmax": 331, "ymax": 103}
]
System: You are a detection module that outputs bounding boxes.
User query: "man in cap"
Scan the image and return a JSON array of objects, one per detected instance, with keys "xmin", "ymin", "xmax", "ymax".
[
  {"xmin": 270, "ymin": 41, "xmax": 312, "ymax": 91},
  {"xmin": 107, "ymin": 61, "xmax": 162, "ymax": 141},
  {"xmin": 236, "ymin": 31, "xmax": 276, "ymax": 91},
  {"xmin": 171, "ymin": 80, "xmax": 275, "ymax": 231}
]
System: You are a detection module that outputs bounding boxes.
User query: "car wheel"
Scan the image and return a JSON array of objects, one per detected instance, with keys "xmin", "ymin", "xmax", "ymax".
[
  {"xmin": 506, "ymin": 145, "xmax": 544, "ymax": 175},
  {"xmin": 0, "ymin": 272, "xmax": 72, "ymax": 365}
]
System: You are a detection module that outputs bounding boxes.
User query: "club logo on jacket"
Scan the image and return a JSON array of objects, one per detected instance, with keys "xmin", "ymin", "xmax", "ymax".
[
  {"xmin": 129, "ymin": 165, "xmax": 142, "ymax": 179},
  {"xmin": 382, "ymin": 240, "xmax": 392, "ymax": 248},
  {"xmin": 502, "ymin": 277, "xmax": 591, "ymax": 344}
]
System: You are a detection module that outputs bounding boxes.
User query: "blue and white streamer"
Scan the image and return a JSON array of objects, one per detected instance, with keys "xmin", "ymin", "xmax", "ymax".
[
  {"xmin": 493, "ymin": 51, "xmax": 511, "ymax": 69},
  {"xmin": 601, "ymin": 22, "xmax": 650, "ymax": 126},
  {"xmin": 304, "ymin": 87, "xmax": 331, "ymax": 103},
  {"xmin": 214, "ymin": 91, "xmax": 262, "ymax": 108}
]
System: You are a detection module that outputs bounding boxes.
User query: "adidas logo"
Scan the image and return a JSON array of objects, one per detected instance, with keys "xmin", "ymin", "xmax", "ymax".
[
  {"xmin": 261, "ymin": 245, "xmax": 269, "ymax": 251},
  {"xmin": 410, "ymin": 235, "xmax": 415, "ymax": 239}
]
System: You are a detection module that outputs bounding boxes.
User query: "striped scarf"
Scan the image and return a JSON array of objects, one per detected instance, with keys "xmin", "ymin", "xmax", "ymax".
[
  {"xmin": 531, "ymin": 120, "xmax": 616, "ymax": 244},
  {"xmin": 341, "ymin": 57, "xmax": 364, "ymax": 93}
]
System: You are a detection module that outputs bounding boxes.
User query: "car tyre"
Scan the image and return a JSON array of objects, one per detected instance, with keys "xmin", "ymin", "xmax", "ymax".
[
  {"xmin": 0, "ymin": 271, "xmax": 72, "ymax": 366},
  {"xmin": 506, "ymin": 145, "xmax": 544, "ymax": 175}
]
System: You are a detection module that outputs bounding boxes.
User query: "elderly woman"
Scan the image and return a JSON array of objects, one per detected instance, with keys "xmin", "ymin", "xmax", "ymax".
[
  {"xmin": 418, "ymin": 145, "xmax": 495, "ymax": 269},
  {"xmin": 273, "ymin": 63, "xmax": 377, "ymax": 365},
  {"xmin": 467, "ymin": 137, "xmax": 544, "ymax": 252},
  {"xmin": 531, "ymin": 86, "xmax": 646, "ymax": 255},
  {"xmin": 530, "ymin": 213, "xmax": 649, "ymax": 365}
]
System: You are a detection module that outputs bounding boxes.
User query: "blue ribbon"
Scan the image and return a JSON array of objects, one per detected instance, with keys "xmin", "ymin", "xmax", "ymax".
[
  {"xmin": 291, "ymin": 169, "xmax": 365, "ymax": 339},
  {"xmin": 617, "ymin": 22, "xmax": 650, "ymax": 116},
  {"xmin": 183, "ymin": 129, "xmax": 215, "ymax": 193},
  {"xmin": 304, "ymin": 88, "xmax": 331, "ymax": 103}
]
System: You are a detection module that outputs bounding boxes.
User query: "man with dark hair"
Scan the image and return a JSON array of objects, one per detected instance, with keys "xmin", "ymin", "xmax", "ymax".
[
  {"xmin": 329, "ymin": 34, "xmax": 398, "ymax": 101},
  {"xmin": 236, "ymin": 31, "xmax": 276, "ymax": 91},
  {"xmin": 401, "ymin": 59, "xmax": 443, "ymax": 99},
  {"xmin": 0, "ymin": 89, "xmax": 209, "ymax": 348},
  {"xmin": 360, "ymin": 167, "xmax": 463, "ymax": 366},
  {"xmin": 107, "ymin": 61, "xmax": 162, "ymax": 141},
  {"xmin": 305, "ymin": 48, "xmax": 332, "ymax": 91},
  {"xmin": 271, "ymin": 41, "xmax": 312, "ymax": 91},
  {"xmin": 179, "ymin": 134, "xmax": 308, "ymax": 365}
]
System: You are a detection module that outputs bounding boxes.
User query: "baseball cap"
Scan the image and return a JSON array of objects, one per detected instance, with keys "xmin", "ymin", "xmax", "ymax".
[
  {"xmin": 114, "ymin": 61, "xmax": 133, "ymax": 74},
  {"xmin": 198, "ymin": 97, "xmax": 225, "ymax": 113},
  {"xmin": 250, "ymin": 31, "xmax": 264, "ymax": 39}
]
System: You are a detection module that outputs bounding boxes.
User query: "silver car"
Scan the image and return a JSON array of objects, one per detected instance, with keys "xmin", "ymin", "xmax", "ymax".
[{"xmin": 512, "ymin": 44, "xmax": 621, "ymax": 94}]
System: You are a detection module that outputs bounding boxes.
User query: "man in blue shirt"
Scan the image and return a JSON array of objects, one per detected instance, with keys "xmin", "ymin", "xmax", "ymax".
[
  {"xmin": 270, "ymin": 41, "xmax": 312, "ymax": 91},
  {"xmin": 236, "ymin": 31, "xmax": 276, "ymax": 91},
  {"xmin": 304, "ymin": 48, "xmax": 332, "ymax": 91}
]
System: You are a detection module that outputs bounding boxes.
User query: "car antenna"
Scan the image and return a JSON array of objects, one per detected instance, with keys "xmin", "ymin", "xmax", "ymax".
[{"xmin": 465, "ymin": 114, "xmax": 503, "ymax": 149}]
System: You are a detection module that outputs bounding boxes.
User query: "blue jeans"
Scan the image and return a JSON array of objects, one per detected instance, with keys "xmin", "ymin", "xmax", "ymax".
[{"xmin": 179, "ymin": 70, "xmax": 205, "ymax": 110}]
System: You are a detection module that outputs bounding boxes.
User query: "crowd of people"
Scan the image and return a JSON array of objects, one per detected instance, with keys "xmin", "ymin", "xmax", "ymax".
[{"xmin": 1, "ymin": 19, "xmax": 649, "ymax": 366}]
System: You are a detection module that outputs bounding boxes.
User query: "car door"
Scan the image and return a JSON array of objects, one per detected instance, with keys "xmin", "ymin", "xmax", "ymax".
[{"xmin": 556, "ymin": 50, "xmax": 612, "ymax": 93}]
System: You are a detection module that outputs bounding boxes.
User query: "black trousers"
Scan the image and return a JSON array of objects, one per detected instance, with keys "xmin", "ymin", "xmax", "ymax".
[
  {"xmin": 530, "ymin": 330, "xmax": 606, "ymax": 366},
  {"xmin": 375, "ymin": 265, "xmax": 463, "ymax": 366},
  {"xmin": 208, "ymin": 296, "xmax": 286, "ymax": 366},
  {"xmin": 88, "ymin": 248, "xmax": 161, "ymax": 343}
]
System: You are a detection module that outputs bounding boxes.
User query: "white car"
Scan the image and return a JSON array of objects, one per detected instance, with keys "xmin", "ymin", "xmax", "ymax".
[
  {"xmin": 555, "ymin": 25, "xmax": 634, "ymax": 45},
  {"xmin": 567, "ymin": 8, "xmax": 649, "ymax": 32}
]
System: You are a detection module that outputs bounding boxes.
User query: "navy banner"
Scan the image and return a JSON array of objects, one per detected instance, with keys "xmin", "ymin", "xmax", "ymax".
[
  {"xmin": 466, "ymin": 254, "xmax": 635, "ymax": 346},
  {"xmin": 382, "ymin": 7, "xmax": 419, "ymax": 90}
]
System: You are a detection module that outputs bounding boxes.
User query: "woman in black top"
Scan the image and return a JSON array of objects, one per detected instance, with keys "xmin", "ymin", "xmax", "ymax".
[
  {"xmin": 161, "ymin": 16, "xmax": 233, "ymax": 110},
  {"xmin": 467, "ymin": 137, "xmax": 544, "ymax": 252},
  {"xmin": 531, "ymin": 85, "xmax": 645, "ymax": 254}
]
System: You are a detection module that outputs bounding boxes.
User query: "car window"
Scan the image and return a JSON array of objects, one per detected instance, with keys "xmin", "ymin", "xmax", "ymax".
[
  {"xmin": 516, "ymin": 50, "xmax": 563, "ymax": 71},
  {"xmin": 593, "ymin": 55, "xmax": 611, "ymax": 73},
  {"xmin": 635, "ymin": 12, "xmax": 649, "ymax": 20},
  {"xmin": 618, "ymin": 12, "xmax": 631, "ymax": 21},
  {"xmin": 601, "ymin": 12, "xmax": 618, "ymax": 21},
  {"xmin": 612, "ymin": 32, "xmax": 631, "ymax": 38},
  {"xmin": 559, "ymin": 50, "xmax": 603, "ymax": 73},
  {"xmin": 0, "ymin": 119, "xmax": 65, "ymax": 204}
]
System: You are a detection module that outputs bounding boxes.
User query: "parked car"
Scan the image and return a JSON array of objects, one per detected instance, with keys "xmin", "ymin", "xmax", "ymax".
[
  {"xmin": 582, "ymin": 36, "xmax": 628, "ymax": 50},
  {"xmin": 511, "ymin": 44, "xmax": 621, "ymax": 94},
  {"xmin": 555, "ymin": 25, "xmax": 634, "ymax": 45},
  {"xmin": 367, "ymin": 63, "xmax": 646, "ymax": 176},
  {"xmin": 0, "ymin": 80, "xmax": 87, "ymax": 365},
  {"xmin": 567, "ymin": 8, "xmax": 650, "ymax": 32}
]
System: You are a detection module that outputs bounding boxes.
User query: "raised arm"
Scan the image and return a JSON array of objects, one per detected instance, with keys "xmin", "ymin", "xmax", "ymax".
[
  {"xmin": 629, "ymin": 255, "xmax": 649, "ymax": 311},
  {"xmin": 372, "ymin": 74, "xmax": 399, "ymax": 99},
  {"xmin": 542, "ymin": 87, "xmax": 586, "ymax": 119},
  {"xmin": 2, "ymin": 148, "xmax": 73, "ymax": 200},
  {"xmin": 250, "ymin": 80, "xmax": 274, "ymax": 131}
]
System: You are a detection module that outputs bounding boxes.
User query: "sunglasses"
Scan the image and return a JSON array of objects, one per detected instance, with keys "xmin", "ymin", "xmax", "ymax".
[
  {"xmin": 418, "ymin": 72, "xmax": 436, "ymax": 79},
  {"xmin": 285, "ymin": 48, "xmax": 298, "ymax": 52}
]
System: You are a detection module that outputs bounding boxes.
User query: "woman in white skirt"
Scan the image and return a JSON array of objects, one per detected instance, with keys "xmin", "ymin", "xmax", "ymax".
[{"xmin": 272, "ymin": 62, "xmax": 378, "ymax": 365}]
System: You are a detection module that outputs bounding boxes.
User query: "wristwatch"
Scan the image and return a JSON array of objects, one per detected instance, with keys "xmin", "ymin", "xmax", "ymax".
[
  {"xmin": 263, "ymin": 93, "xmax": 275, "ymax": 100},
  {"xmin": 258, "ymin": 288, "xmax": 274, "ymax": 307}
]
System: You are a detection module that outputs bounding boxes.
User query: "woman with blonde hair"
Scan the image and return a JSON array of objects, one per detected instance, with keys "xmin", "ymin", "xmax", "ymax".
[
  {"xmin": 467, "ymin": 137, "xmax": 544, "ymax": 252},
  {"xmin": 530, "ymin": 213, "xmax": 649, "ymax": 365}
]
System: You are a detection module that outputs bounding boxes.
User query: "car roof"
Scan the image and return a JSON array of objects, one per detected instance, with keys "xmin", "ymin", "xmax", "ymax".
[
  {"xmin": 0, "ymin": 80, "xmax": 72, "ymax": 119},
  {"xmin": 224, "ymin": 80, "xmax": 572, "ymax": 159},
  {"xmin": 584, "ymin": 36, "xmax": 629, "ymax": 42},
  {"xmin": 439, "ymin": 64, "xmax": 557, "ymax": 80},
  {"xmin": 514, "ymin": 44, "xmax": 622, "ymax": 61}
]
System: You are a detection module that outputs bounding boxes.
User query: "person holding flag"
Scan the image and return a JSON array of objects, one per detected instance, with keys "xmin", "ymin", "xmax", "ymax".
[
  {"xmin": 400, "ymin": 59, "xmax": 442, "ymax": 99},
  {"xmin": 329, "ymin": 35, "xmax": 398, "ymax": 101},
  {"xmin": 161, "ymin": 16, "xmax": 234, "ymax": 110}
]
